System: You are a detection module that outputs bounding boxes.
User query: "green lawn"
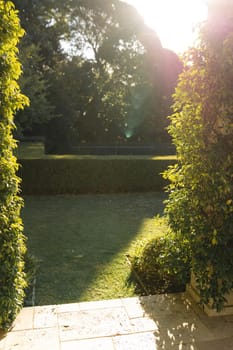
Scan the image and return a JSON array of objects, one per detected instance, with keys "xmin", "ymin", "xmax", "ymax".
[{"xmin": 22, "ymin": 192, "xmax": 166, "ymax": 305}]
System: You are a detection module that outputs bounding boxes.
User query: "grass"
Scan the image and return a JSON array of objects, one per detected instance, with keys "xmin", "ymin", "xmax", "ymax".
[{"xmin": 22, "ymin": 192, "xmax": 167, "ymax": 305}]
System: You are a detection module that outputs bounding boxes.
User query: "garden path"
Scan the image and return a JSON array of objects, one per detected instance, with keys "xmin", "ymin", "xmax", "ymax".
[{"xmin": 1, "ymin": 293, "xmax": 233, "ymax": 349}]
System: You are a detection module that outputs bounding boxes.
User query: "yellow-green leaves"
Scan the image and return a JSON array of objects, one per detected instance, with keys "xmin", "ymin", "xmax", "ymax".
[
  {"xmin": 0, "ymin": 1, "xmax": 28, "ymax": 330},
  {"xmin": 164, "ymin": 17, "xmax": 233, "ymax": 312},
  {"xmin": 211, "ymin": 229, "xmax": 218, "ymax": 246}
]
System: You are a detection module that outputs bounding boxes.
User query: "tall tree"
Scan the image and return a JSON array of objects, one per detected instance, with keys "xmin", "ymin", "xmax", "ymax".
[
  {"xmin": 15, "ymin": 43, "xmax": 54, "ymax": 136},
  {"xmin": 13, "ymin": 0, "xmax": 68, "ymax": 68},
  {"xmin": 14, "ymin": 0, "xmax": 182, "ymax": 149},
  {"xmin": 48, "ymin": 0, "xmax": 168, "ymax": 147},
  {"xmin": 12, "ymin": 0, "xmax": 69, "ymax": 135}
]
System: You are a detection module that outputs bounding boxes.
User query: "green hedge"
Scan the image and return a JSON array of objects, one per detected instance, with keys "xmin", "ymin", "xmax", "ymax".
[
  {"xmin": 18, "ymin": 156, "xmax": 176, "ymax": 194},
  {"xmin": 0, "ymin": 2, "xmax": 28, "ymax": 330}
]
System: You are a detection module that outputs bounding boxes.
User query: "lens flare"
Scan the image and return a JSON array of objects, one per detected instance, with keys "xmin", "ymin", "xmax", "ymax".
[{"xmin": 125, "ymin": 129, "xmax": 134, "ymax": 138}]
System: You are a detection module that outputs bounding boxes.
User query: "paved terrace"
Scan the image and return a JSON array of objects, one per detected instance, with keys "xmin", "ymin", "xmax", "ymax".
[{"xmin": 0, "ymin": 293, "xmax": 233, "ymax": 349}]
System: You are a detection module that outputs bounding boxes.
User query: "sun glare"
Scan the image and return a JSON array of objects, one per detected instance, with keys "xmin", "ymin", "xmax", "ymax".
[{"xmin": 125, "ymin": 0, "xmax": 208, "ymax": 53}]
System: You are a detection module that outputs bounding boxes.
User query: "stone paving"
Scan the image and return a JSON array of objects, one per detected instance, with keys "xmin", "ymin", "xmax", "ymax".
[{"xmin": 0, "ymin": 293, "xmax": 233, "ymax": 349}]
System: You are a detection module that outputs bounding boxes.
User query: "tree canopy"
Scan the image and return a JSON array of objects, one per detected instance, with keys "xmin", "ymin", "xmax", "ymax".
[{"xmin": 13, "ymin": 0, "xmax": 182, "ymax": 152}]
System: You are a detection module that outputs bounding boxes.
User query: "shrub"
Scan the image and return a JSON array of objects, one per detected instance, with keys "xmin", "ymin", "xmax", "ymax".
[
  {"xmin": 0, "ymin": 1, "xmax": 28, "ymax": 329},
  {"xmin": 129, "ymin": 223, "xmax": 191, "ymax": 295},
  {"xmin": 18, "ymin": 157, "xmax": 176, "ymax": 194},
  {"xmin": 163, "ymin": 18, "xmax": 233, "ymax": 311}
]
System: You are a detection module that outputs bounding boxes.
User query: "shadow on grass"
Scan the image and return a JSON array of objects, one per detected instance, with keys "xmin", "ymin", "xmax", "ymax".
[{"xmin": 22, "ymin": 192, "xmax": 166, "ymax": 305}]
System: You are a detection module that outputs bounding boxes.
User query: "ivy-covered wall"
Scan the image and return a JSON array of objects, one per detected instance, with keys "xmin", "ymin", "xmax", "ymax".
[{"xmin": 0, "ymin": 1, "xmax": 28, "ymax": 329}]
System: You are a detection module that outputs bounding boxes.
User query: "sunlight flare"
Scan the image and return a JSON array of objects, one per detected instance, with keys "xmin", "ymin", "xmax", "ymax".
[{"xmin": 124, "ymin": 0, "xmax": 208, "ymax": 53}]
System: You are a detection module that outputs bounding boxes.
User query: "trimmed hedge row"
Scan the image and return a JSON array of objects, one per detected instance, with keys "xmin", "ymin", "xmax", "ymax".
[{"xmin": 18, "ymin": 157, "xmax": 176, "ymax": 195}]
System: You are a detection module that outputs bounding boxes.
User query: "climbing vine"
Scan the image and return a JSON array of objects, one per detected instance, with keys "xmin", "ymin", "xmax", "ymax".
[{"xmin": 164, "ymin": 19, "xmax": 233, "ymax": 311}]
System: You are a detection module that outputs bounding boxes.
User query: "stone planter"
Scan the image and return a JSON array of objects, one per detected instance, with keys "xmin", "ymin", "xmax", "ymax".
[{"xmin": 186, "ymin": 272, "xmax": 233, "ymax": 316}]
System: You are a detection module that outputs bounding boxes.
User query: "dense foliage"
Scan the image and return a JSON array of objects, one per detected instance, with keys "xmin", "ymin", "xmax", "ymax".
[
  {"xmin": 12, "ymin": 0, "xmax": 182, "ymax": 151},
  {"xmin": 0, "ymin": 1, "xmax": 28, "ymax": 329},
  {"xmin": 12, "ymin": 0, "xmax": 66, "ymax": 136},
  {"xmin": 130, "ymin": 224, "xmax": 191, "ymax": 295},
  {"xmin": 164, "ymin": 18, "xmax": 233, "ymax": 311}
]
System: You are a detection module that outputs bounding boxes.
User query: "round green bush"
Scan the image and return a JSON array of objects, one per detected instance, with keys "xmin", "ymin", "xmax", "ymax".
[{"xmin": 131, "ymin": 233, "xmax": 191, "ymax": 295}]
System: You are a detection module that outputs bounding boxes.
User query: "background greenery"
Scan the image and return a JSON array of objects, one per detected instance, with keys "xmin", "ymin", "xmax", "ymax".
[{"xmin": 12, "ymin": 0, "xmax": 182, "ymax": 151}]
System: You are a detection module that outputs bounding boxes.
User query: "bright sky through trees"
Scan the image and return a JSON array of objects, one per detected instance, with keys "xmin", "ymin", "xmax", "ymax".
[{"xmin": 124, "ymin": 0, "xmax": 208, "ymax": 53}]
